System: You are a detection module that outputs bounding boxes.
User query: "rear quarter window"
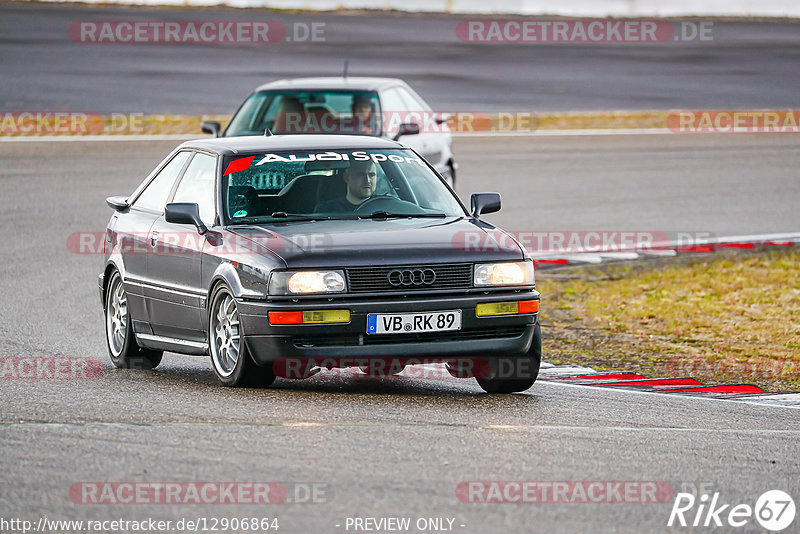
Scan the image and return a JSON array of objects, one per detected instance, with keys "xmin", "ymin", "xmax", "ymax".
[{"xmin": 132, "ymin": 151, "xmax": 191, "ymax": 212}]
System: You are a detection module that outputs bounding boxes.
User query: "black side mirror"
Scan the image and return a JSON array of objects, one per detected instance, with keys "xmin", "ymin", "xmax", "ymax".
[
  {"xmin": 470, "ymin": 193, "xmax": 501, "ymax": 217},
  {"xmin": 392, "ymin": 122, "xmax": 420, "ymax": 141},
  {"xmin": 165, "ymin": 202, "xmax": 208, "ymax": 234},
  {"xmin": 106, "ymin": 196, "xmax": 129, "ymax": 212},
  {"xmin": 202, "ymin": 121, "xmax": 221, "ymax": 137}
]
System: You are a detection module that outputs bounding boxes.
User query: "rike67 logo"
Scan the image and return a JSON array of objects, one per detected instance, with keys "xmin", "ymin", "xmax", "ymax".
[{"xmin": 668, "ymin": 489, "xmax": 795, "ymax": 531}]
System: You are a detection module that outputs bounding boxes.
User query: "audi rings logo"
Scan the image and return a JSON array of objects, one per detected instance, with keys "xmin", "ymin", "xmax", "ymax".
[{"xmin": 387, "ymin": 268, "xmax": 436, "ymax": 287}]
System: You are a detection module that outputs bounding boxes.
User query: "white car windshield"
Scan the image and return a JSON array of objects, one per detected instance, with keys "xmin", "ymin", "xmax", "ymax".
[
  {"xmin": 225, "ymin": 90, "xmax": 382, "ymax": 136},
  {"xmin": 222, "ymin": 149, "xmax": 465, "ymax": 222}
]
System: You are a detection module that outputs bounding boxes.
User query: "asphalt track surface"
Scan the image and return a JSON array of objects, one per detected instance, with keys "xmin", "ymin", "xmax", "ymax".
[
  {"xmin": 1, "ymin": 135, "xmax": 798, "ymax": 533},
  {"xmin": 2, "ymin": 3, "xmax": 800, "ymax": 114}
]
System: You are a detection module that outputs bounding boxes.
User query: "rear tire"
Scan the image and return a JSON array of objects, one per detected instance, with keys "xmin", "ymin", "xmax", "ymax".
[
  {"xmin": 208, "ymin": 284, "xmax": 275, "ymax": 387},
  {"xmin": 105, "ymin": 270, "xmax": 163, "ymax": 370},
  {"xmin": 475, "ymin": 323, "xmax": 541, "ymax": 394}
]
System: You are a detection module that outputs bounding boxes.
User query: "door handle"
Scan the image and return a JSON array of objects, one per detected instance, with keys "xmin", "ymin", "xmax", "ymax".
[{"xmin": 150, "ymin": 231, "xmax": 159, "ymax": 247}]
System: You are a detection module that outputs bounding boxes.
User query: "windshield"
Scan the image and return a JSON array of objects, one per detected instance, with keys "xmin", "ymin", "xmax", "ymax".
[
  {"xmin": 225, "ymin": 90, "xmax": 382, "ymax": 136},
  {"xmin": 221, "ymin": 149, "xmax": 465, "ymax": 222}
]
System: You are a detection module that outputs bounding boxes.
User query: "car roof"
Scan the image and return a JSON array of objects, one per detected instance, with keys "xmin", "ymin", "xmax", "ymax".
[
  {"xmin": 253, "ymin": 77, "xmax": 408, "ymax": 92},
  {"xmin": 179, "ymin": 134, "xmax": 405, "ymax": 156}
]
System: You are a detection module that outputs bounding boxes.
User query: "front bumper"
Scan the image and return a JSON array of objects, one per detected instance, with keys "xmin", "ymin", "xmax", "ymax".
[{"xmin": 237, "ymin": 290, "xmax": 539, "ymax": 365}]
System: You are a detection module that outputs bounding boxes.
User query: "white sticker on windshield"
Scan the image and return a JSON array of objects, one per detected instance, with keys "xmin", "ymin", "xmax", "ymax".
[
  {"xmin": 254, "ymin": 152, "xmax": 426, "ymax": 167},
  {"xmin": 351, "ymin": 151, "xmax": 426, "ymax": 167},
  {"xmin": 255, "ymin": 152, "xmax": 349, "ymax": 165}
]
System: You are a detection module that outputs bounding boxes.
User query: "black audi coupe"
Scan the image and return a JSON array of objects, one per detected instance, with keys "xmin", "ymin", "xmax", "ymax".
[{"xmin": 99, "ymin": 135, "xmax": 541, "ymax": 393}]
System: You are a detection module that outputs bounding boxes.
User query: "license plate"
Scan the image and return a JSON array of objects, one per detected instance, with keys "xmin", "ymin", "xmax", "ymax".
[{"xmin": 367, "ymin": 310, "xmax": 461, "ymax": 335}]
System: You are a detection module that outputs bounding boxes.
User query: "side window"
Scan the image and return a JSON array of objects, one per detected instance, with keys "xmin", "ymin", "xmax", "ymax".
[
  {"xmin": 227, "ymin": 92, "xmax": 274, "ymax": 135},
  {"xmin": 381, "ymin": 88, "xmax": 410, "ymax": 138},
  {"xmin": 381, "ymin": 88, "xmax": 409, "ymax": 113},
  {"xmin": 133, "ymin": 151, "xmax": 191, "ymax": 212},
  {"xmin": 172, "ymin": 152, "xmax": 217, "ymax": 226},
  {"xmin": 397, "ymin": 87, "xmax": 429, "ymax": 111},
  {"xmin": 249, "ymin": 94, "xmax": 281, "ymax": 131}
]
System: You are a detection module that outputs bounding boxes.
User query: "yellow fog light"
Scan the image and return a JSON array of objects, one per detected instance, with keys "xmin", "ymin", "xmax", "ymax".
[
  {"xmin": 476, "ymin": 301, "xmax": 519, "ymax": 317},
  {"xmin": 302, "ymin": 310, "xmax": 351, "ymax": 324}
]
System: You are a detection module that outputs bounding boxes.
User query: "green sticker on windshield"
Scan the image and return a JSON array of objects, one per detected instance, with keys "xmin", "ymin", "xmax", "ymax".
[{"xmin": 233, "ymin": 210, "xmax": 247, "ymax": 218}]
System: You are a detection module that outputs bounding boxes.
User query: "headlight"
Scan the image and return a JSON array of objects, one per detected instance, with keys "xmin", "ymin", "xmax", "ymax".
[
  {"xmin": 474, "ymin": 261, "xmax": 534, "ymax": 287},
  {"xmin": 269, "ymin": 270, "xmax": 346, "ymax": 295}
]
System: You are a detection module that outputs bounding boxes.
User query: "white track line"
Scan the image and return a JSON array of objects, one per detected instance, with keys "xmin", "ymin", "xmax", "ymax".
[
  {"xmin": 539, "ymin": 366, "xmax": 598, "ymax": 376},
  {"xmin": 0, "ymin": 134, "xmax": 201, "ymax": 142},
  {"xmin": 0, "ymin": 128, "xmax": 737, "ymax": 142},
  {"xmin": 529, "ymin": 233, "xmax": 800, "ymax": 260},
  {"xmin": 454, "ymin": 129, "xmax": 800, "ymax": 137},
  {"xmin": 4, "ymin": 128, "xmax": 799, "ymax": 142},
  {"xmin": 538, "ymin": 364, "xmax": 800, "ymax": 409},
  {"xmin": 543, "ymin": 380, "xmax": 800, "ymax": 410},
  {"xmin": 1, "ymin": 130, "xmax": 668, "ymax": 142},
  {"xmin": 453, "ymin": 129, "xmax": 675, "ymax": 137}
]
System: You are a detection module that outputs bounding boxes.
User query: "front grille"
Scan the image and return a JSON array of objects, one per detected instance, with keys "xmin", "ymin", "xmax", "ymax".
[{"xmin": 346, "ymin": 263, "xmax": 473, "ymax": 293}]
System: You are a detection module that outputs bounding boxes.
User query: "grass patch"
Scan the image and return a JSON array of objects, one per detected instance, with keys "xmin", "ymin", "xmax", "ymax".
[{"xmin": 538, "ymin": 247, "xmax": 800, "ymax": 391}]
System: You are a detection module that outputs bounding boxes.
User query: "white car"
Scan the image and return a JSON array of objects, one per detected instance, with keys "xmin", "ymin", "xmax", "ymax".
[{"xmin": 203, "ymin": 77, "xmax": 457, "ymax": 186}]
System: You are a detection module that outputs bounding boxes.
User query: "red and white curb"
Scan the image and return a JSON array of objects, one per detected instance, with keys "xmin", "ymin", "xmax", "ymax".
[
  {"xmin": 296, "ymin": 362, "xmax": 798, "ymax": 407},
  {"xmin": 529, "ymin": 232, "xmax": 800, "ymax": 270},
  {"xmin": 532, "ymin": 234, "xmax": 799, "ymax": 406},
  {"xmin": 539, "ymin": 363, "xmax": 800, "ymax": 408}
]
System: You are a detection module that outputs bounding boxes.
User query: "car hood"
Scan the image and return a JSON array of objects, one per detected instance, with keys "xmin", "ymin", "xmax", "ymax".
[{"xmin": 227, "ymin": 217, "xmax": 524, "ymax": 268}]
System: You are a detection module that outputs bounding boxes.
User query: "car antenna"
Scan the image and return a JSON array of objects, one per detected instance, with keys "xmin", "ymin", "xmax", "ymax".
[
  {"xmin": 264, "ymin": 128, "xmax": 272, "ymax": 136},
  {"xmin": 343, "ymin": 59, "xmax": 349, "ymax": 80}
]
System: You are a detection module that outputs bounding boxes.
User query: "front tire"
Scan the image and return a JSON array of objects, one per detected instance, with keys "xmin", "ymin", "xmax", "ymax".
[
  {"xmin": 475, "ymin": 323, "xmax": 541, "ymax": 394},
  {"xmin": 208, "ymin": 284, "xmax": 275, "ymax": 387},
  {"xmin": 105, "ymin": 270, "xmax": 163, "ymax": 370}
]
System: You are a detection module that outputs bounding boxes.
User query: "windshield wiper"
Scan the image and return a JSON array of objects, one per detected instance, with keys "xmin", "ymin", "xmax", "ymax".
[
  {"xmin": 359, "ymin": 211, "xmax": 447, "ymax": 219},
  {"xmin": 269, "ymin": 212, "xmax": 335, "ymax": 220}
]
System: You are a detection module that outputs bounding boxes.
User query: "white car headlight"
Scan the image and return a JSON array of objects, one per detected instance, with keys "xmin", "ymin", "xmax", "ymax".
[
  {"xmin": 474, "ymin": 261, "xmax": 534, "ymax": 287},
  {"xmin": 269, "ymin": 270, "xmax": 346, "ymax": 295}
]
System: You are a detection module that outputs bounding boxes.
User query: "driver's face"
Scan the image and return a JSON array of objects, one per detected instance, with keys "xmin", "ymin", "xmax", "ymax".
[
  {"xmin": 353, "ymin": 102, "xmax": 372, "ymax": 122},
  {"xmin": 344, "ymin": 162, "xmax": 377, "ymax": 201}
]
